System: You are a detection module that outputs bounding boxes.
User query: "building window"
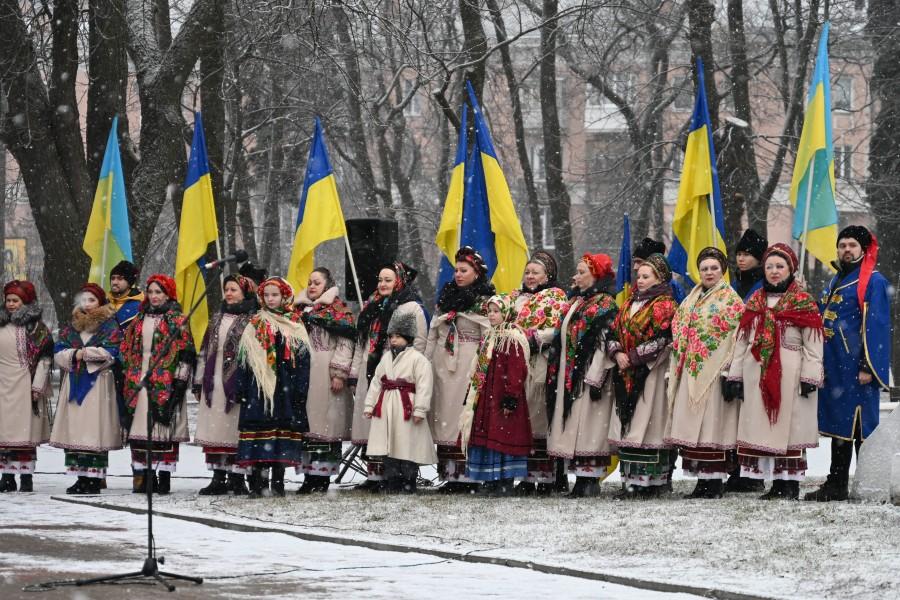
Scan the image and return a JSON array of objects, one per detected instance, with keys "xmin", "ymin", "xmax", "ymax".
[
  {"xmin": 402, "ymin": 80, "xmax": 422, "ymax": 117},
  {"xmin": 834, "ymin": 145, "xmax": 853, "ymax": 180},
  {"xmin": 586, "ymin": 73, "xmax": 633, "ymax": 108},
  {"xmin": 531, "ymin": 145, "xmax": 545, "ymax": 181},
  {"xmin": 540, "ymin": 205, "xmax": 556, "ymax": 249},
  {"xmin": 833, "ymin": 76, "xmax": 853, "ymax": 112}
]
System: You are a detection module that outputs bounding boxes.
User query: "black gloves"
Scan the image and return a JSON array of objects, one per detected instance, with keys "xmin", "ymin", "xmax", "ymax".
[
  {"xmin": 723, "ymin": 380, "xmax": 743, "ymax": 402},
  {"xmin": 158, "ymin": 380, "xmax": 188, "ymax": 426},
  {"xmin": 800, "ymin": 382, "xmax": 818, "ymax": 398},
  {"xmin": 501, "ymin": 396, "xmax": 518, "ymax": 412},
  {"xmin": 589, "ymin": 385, "xmax": 602, "ymax": 401}
]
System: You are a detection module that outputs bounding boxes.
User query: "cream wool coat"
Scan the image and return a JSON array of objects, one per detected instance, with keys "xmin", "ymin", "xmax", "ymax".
[
  {"xmin": 350, "ymin": 300, "xmax": 427, "ymax": 444},
  {"xmin": 0, "ymin": 325, "xmax": 51, "ymax": 448},
  {"xmin": 51, "ymin": 330, "xmax": 123, "ymax": 452},
  {"xmin": 364, "ymin": 347, "xmax": 437, "ymax": 465},
  {"xmin": 193, "ymin": 313, "xmax": 245, "ymax": 449},
  {"xmin": 425, "ymin": 309, "xmax": 490, "ymax": 446},
  {"xmin": 296, "ymin": 287, "xmax": 356, "ymax": 442},
  {"xmin": 727, "ymin": 295, "xmax": 823, "ymax": 455}
]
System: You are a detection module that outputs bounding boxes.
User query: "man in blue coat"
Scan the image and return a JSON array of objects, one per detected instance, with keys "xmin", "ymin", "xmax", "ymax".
[
  {"xmin": 731, "ymin": 228, "xmax": 766, "ymax": 301},
  {"xmin": 805, "ymin": 226, "xmax": 892, "ymax": 502},
  {"xmin": 108, "ymin": 261, "xmax": 144, "ymax": 330}
]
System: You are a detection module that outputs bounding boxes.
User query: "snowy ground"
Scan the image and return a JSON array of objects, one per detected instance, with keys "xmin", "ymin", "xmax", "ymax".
[{"xmin": 4, "ymin": 401, "xmax": 899, "ymax": 600}]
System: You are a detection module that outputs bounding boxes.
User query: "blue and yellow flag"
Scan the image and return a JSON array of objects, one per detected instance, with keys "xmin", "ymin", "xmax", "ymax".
[
  {"xmin": 83, "ymin": 115, "xmax": 132, "ymax": 288},
  {"xmin": 668, "ymin": 58, "xmax": 728, "ymax": 288},
  {"xmin": 175, "ymin": 112, "xmax": 219, "ymax": 346},
  {"xmin": 615, "ymin": 215, "xmax": 632, "ymax": 306},
  {"xmin": 287, "ymin": 117, "xmax": 348, "ymax": 291},
  {"xmin": 790, "ymin": 21, "xmax": 837, "ymax": 269},
  {"xmin": 435, "ymin": 105, "xmax": 468, "ymax": 293},
  {"xmin": 466, "ymin": 82, "xmax": 528, "ymax": 293}
]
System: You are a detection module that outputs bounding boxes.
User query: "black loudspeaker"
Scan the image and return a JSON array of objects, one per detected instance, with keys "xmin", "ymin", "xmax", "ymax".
[{"xmin": 345, "ymin": 218, "xmax": 400, "ymax": 302}]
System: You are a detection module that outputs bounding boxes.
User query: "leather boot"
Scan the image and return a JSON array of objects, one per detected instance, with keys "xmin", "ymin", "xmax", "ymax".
[
  {"xmin": 805, "ymin": 438, "xmax": 852, "ymax": 501},
  {"xmin": 270, "ymin": 466, "xmax": 286, "ymax": 497},
  {"xmin": 759, "ymin": 479, "xmax": 786, "ymax": 500},
  {"xmin": 228, "ymin": 473, "xmax": 249, "ymax": 495},
  {"xmin": 514, "ymin": 481, "xmax": 536, "ymax": 496},
  {"xmin": 554, "ymin": 459, "xmax": 570, "ymax": 493},
  {"xmin": 86, "ymin": 477, "xmax": 103, "ymax": 494},
  {"xmin": 704, "ymin": 479, "xmax": 724, "ymax": 499},
  {"xmin": 199, "ymin": 469, "xmax": 229, "ymax": 496},
  {"xmin": 0, "ymin": 474, "xmax": 16, "ymax": 493},
  {"xmin": 19, "ymin": 474, "xmax": 33, "ymax": 492},
  {"xmin": 67, "ymin": 476, "xmax": 89, "ymax": 495},
  {"xmin": 248, "ymin": 467, "xmax": 265, "ymax": 498},
  {"xmin": 684, "ymin": 480, "xmax": 709, "ymax": 499},
  {"xmin": 156, "ymin": 471, "xmax": 171, "ymax": 495},
  {"xmin": 567, "ymin": 477, "xmax": 600, "ymax": 498},
  {"xmin": 784, "ymin": 480, "xmax": 800, "ymax": 500}
]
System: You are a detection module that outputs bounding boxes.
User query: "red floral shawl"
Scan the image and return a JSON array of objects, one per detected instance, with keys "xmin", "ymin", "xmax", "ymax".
[{"xmin": 737, "ymin": 281, "xmax": 823, "ymax": 425}]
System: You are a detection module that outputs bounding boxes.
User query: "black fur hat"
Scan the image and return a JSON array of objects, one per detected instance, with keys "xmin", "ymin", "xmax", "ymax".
[{"xmin": 735, "ymin": 229, "xmax": 767, "ymax": 261}]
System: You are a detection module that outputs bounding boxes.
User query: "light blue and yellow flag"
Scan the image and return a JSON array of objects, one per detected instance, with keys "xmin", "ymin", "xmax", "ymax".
[
  {"xmin": 668, "ymin": 58, "xmax": 728, "ymax": 288},
  {"xmin": 615, "ymin": 215, "xmax": 632, "ymax": 306},
  {"xmin": 287, "ymin": 117, "xmax": 348, "ymax": 291},
  {"xmin": 175, "ymin": 112, "xmax": 219, "ymax": 346},
  {"xmin": 790, "ymin": 21, "xmax": 837, "ymax": 269},
  {"xmin": 83, "ymin": 115, "xmax": 132, "ymax": 288},
  {"xmin": 435, "ymin": 105, "xmax": 468, "ymax": 293}
]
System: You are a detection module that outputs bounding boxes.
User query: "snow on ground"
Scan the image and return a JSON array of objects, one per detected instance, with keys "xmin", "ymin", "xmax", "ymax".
[
  {"xmin": 25, "ymin": 434, "xmax": 900, "ymax": 600},
  {"xmin": 2, "ymin": 492, "xmax": 703, "ymax": 600}
]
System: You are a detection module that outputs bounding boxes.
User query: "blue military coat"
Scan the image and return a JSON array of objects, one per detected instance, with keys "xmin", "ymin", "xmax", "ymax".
[{"xmin": 818, "ymin": 265, "xmax": 891, "ymax": 439}]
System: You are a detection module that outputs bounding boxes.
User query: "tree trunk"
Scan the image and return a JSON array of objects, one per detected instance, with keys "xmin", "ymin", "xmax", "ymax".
[
  {"xmin": 486, "ymin": 0, "xmax": 542, "ymax": 248},
  {"xmin": 459, "ymin": 0, "xmax": 488, "ymax": 101},
  {"xmin": 866, "ymin": 0, "xmax": 900, "ymax": 390},
  {"xmin": 331, "ymin": 5, "xmax": 380, "ymax": 215},
  {"xmin": 687, "ymin": 0, "xmax": 719, "ymax": 131},
  {"xmin": 539, "ymin": 0, "xmax": 575, "ymax": 280},
  {"xmin": 715, "ymin": 0, "xmax": 762, "ymax": 249}
]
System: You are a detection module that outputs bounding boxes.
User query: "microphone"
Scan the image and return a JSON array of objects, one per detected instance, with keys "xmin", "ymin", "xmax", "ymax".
[{"xmin": 204, "ymin": 249, "xmax": 249, "ymax": 270}]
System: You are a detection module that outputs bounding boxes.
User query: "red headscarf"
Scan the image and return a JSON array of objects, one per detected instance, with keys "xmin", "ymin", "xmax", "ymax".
[
  {"xmin": 258, "ymin": 276, "xmax": 294, "ymax": 307},
  {"xmin": 146, "ymin": 274, "xmax": 177, "ymax": 300},
  {"xmin": 762, "ymin": 243, "xmax": 798, "ymax": 273},
  {"xmin": 455, "ymin": 246, "xmax": 488, "ymax": 278},
  {"xmin": 4, "ymin": 280, "xmax": 36, "ymax": 305},
  {"xmin": 80, "ymin": 282, "xmax": 109, "ymax": 306},
  {"xmin": 581, "ymin": 253, "xmax": 614, "ymax": 280}
]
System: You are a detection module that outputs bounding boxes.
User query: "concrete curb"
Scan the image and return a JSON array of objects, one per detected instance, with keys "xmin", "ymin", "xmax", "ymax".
[{"xmin": 53, "ymin": 496, "xmax": 780, "ymax": 600}]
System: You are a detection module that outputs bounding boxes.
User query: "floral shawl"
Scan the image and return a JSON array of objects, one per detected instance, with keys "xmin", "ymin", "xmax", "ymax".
[
  {"xmin": 509, "ymin": 286, "xmax": 569, "ymax": 348},
  {"xmin": 668, "ymin": 280, "xmax": 744, "ymax": 411},
  {"xmin": 610, "ymin": 289, "xmax": 676, "ymax": 434},
  {"xmin": 460, "ymin": 295, "xmax": 530, "ymax": 453},
  {"xmin": 56, "ymin": 307, "xmax": 122, "ymax": 406},
  {"xmin": 737, "ymin": 281, "xmax": 823, "ymax": 425},
  {"xmin": 546, "ymin": 287, "xmax": 618, "ymax": 424},
  {"xmin": 238, "ymin": 306, "xmax": 310, "ymax": 416},
  {"xmin": 298, "ymin": 287, "xmax": 356, "ymax": 341},
  {"xmin": 0, "ymin": 304, "xmax": 54, "ymax": 381},
  {"xmin": 120, "ymin": 302, "xmax": 195, "ymax": 416}
]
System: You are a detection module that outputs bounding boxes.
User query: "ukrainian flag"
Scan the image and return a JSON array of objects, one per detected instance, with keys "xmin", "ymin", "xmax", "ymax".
[
  {"xmin": 668, "ymin": 58, "xmax": 728, "ymax": 288},
  {"xmin": 790, "ymin": 21, "xmax": 837, "ymax": 269},
  {"xmin": 83, "ymin": 116, "xmax": 132, "ymax": 288},
  {"xmin": 435, "ymin": 105, "xmax": 468, "ymax": 293},
  {"xmin": 615, "ymin": 214, "xmax": 631, "ymax": 306},
  {"xmin": 175, "ymin": 112, "xmax": 219, "ymax": 346},
  {"xmin": 287, "ymin": 117, "xmax": 348, "ymax": 291}
]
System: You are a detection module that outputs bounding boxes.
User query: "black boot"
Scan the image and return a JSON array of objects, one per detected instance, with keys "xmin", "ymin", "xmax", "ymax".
[
  {"xmin": 725, "ymin": 467, "xmax": 765, "ymax": 493},
  {"xmin": 494, "ymin": 478, "xmax": 515, "ymax": 497},
  {"xmin": 567, "ymin": 477, "xmax": 600, "ymax": 498},
  {"xmin": 703, "ymin": 479, "xmax": 724, "ymax": 499},
  {"xmin": 67, "ymin": 476, "xmax": 89, "ymax": 495},
  {"xmin": 0, "ymin": 474, "xmax": 16, "ymax": 493},
  {"xmin": 85, "ymin": 477, "xmax": 103, "ymax": 494},
  {"xmin": 19, "ymin": 474, "xmax": 33, "ymax": 493},
  {"xmin": 684, "ymin": 480, "xmax": 709, "ymax": 499},
  {"xmin": 784, "ymin": 480, "xmax": 800, "ymax": 500},
  {"xmin": 514, "ymin": 481, "xmax": 536, "ymax": 496},
  {"xmin": 297, "ymin": 474, "xmax": 330, "ymax": 495},
  {"xmin": 199, "ymin": 469, "xmax": 229, "ymax": 496},
  {"xmin": 248, "ymin": 468, "xmax": 265, "ymax": 498},
  {"xmin": 401, "ymin": 475, "xmax": 417, "ymax": 494},
  {"xmin": 271, "ymin": 466, "xmax": 286, "ymax": 497},
  {"xmin": 554, "ymin": 459, "xmax": 570, "ymax": 493},
  {"xmin": 759, "ymin": 479, "xmax": 786, "ymax": 500},
  {"xmin": 535, "ymin": 482, "xmax": 554, "ymax": 496},
  {"xmin": 156, "ymin": 471, "xmax": 171, "ymax": 495},
  {"xmin": 805, "ymin": 438, "xmax": 852, "ymax": 501},
  {"xmin": 228, "ymin": 473, "xmax": 249, "ymax": 495},
  {"xmin": 354, "ymin": 478, "xmax": 382, "ymax": 492}
]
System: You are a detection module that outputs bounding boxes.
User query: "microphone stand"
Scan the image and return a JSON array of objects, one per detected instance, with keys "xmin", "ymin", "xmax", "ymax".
[{"xmin": 73, "ymin": 262, "xmax": 231, "ymax": 591}]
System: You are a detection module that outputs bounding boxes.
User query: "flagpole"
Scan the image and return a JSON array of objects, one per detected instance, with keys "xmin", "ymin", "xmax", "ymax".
[
  {"xmin": 343, "ymin": 233, "xmax": 364, "ymax": 303},
  {"xmin": 100, "ymin": 227, "xmax": 109, "ymax": 290},
  {"xmin": 798, "ymin": 159, "xmax": 816, "ymax": 279}
]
